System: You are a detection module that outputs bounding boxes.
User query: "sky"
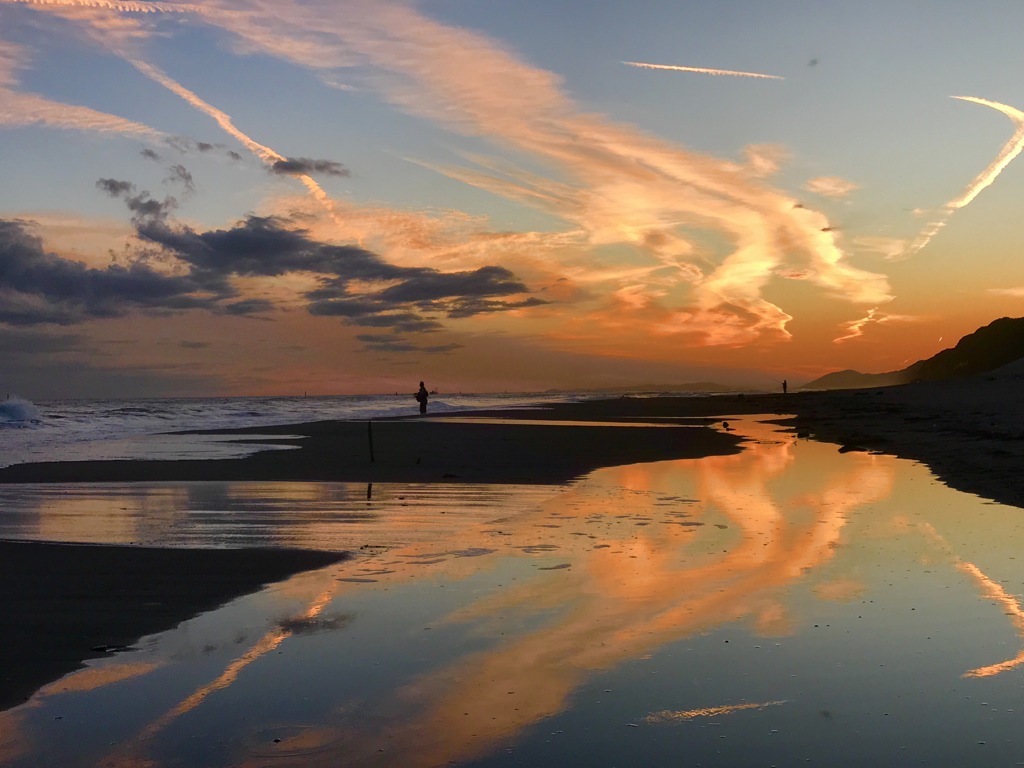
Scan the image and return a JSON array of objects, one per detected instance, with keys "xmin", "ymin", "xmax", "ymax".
[{"xmin": 3, "ymin": 0, "xmax": 1024, "ymax": 398}]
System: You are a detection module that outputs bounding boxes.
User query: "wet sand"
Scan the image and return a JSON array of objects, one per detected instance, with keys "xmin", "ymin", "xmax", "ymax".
[
  {"xmin": 3, "ymin": 371, "xmax": 1021, "ymax": 506},
  {"xmin": 4, "ymin": 367, "xmax": 1023, "ymax": 711},
  {"xmin": 0, "ymin": 417, "xmax": 745, "ymax": 485},
  {"xmin": 0, "ymin": 542, "xmax": 347, "ymax": 711}
]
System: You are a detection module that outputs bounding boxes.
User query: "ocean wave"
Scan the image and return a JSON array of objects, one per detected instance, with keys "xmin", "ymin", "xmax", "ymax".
[
  {"xmin": 0, "ymin": 392, "xmax": 579, "ymax": 465},
  {"xmin": 0, "ymin": 396, "xmax": 41, "ymax": 427}
]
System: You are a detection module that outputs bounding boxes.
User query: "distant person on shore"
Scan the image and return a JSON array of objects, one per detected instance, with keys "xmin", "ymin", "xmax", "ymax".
[
  {"xmin": 782, "ymin": 379, "xmax": 788, "ymax": 395},
  {"xmin": 415, "ymin": 381, "xmax": 429, "ymax": 414}
]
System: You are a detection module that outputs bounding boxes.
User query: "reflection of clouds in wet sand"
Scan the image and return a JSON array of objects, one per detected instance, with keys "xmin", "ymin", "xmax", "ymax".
[
  {"xmin": 644, "ymin": 699, "xmax": 788, "ymax": 722},
  {"xmin": 918, "ymin": 522, "xmax": 1024, "ymax": 679},
  {"xmin": 235, "ymin": 420, "xmax": 895, "ymax": 768},
  {"xmin": 6, "ymin": 420, "xmax": 907, "ymax": 768},
  {"xmin": 101, "ymin": 585, "xmax": 339, "ymax": 767}
]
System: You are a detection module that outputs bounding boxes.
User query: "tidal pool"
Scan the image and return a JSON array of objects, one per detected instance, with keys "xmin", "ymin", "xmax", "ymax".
[{"xmin": 3, "ymin": 417, "xmax": 1024, "ymax": 766}]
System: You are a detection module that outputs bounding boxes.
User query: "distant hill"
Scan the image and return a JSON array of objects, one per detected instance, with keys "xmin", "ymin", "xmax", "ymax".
[{"xmin": 802, "ymin": 317, "xmax": 1024, "ymax": 390}]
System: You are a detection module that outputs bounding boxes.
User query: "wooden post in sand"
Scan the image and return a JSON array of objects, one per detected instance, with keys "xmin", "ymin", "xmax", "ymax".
[{"xmin": 367, "ymin": 420, "xmax": 375, "ymax": 463}]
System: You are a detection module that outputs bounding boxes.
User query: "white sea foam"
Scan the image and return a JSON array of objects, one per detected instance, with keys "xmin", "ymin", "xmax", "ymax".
[{"xmin": 0, "ymin": 395, "xmax": 41, "ymax": 426}]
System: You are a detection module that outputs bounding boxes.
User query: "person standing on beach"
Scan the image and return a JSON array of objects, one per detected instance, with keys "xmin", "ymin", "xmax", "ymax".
[
  {"xmin": 415, "ymin": 381, "xmax": 429, "ymax": 414},
  {"xmin": 782, "ymin": 379, "xmax": 788, "ymax": 394}
]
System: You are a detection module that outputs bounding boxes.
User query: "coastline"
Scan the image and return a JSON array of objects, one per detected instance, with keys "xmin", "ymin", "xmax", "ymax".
[
  {"xmin": 0, "ymin": 413, "xmax": 745, "ymax": 485},
  {"xmin": 4, "ymin": 380, "xmax": 1021, "ymax": 508},
  {"xmin": 4, "ymin": 373, "xmax": 1024, "ymax": 712}
]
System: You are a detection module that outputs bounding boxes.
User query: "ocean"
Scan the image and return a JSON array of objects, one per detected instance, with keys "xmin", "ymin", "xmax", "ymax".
[{"xmin": 0, "ymin": 391, "xmax": 585, "ymax": 468}]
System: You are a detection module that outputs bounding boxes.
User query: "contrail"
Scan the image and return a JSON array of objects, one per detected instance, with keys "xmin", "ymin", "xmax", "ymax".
[
  {"xmin": 623, "ymin": 60, "xmax": 784, "ymax": 80},
  {"xmin": 907, "ymin": 95, "xmax": 1024, "ymax": 254},
  {"xmin": 125, "ymin": 57, "xmax": 279, "ymax": 164},
  {"xmin": 5, "ymin": 0, "xmax": 340, "ymax": 216},
  {"xmin": 945, "ymin": 96, "xmax": 1024, "ymax": 209},
  {"xmin": 125, "ymin": 57, "xmax": 338, "ymax": 215}
]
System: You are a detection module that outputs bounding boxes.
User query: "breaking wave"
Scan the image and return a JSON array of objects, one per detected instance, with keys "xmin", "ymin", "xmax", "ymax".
[{"xmin": 0, "ymin": 396, "xmax": 41, "ymax": 427}]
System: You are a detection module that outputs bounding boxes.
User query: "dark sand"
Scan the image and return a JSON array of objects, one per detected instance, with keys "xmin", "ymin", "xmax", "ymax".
[
  {"xmin": 0, "ymin": 542, "xmax": 347, "ymax": 711},
  {"xmin": 0, "ymin": 417, "xmax": 744, "ymax": 485},
  {"xmin": 4, "ymin": 368, "xmax": 1023, "ymax": 710},
  {"xmin": 4, "ymin": 379, "xmax": 1021, "ymax": 507}
]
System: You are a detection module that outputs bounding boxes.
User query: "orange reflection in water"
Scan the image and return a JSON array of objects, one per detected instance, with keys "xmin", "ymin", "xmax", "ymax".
[
  {"xmin": 101, "ymin": 586, "xmax": 338, "ymax": 767},
  {"xmin": 233, "ymin": 419, "xmax": 896, "ymax": 768},
  {"xmin": 10, "ymin": 419, "xmax": 915, "ymax": 768},
  {"xmin": 644, "ymin": 699, "xmax": 789, "ymax": 722},
  {"xmin": 918, "ymin": 522, "xmax": 1024, "ymax": 679}
]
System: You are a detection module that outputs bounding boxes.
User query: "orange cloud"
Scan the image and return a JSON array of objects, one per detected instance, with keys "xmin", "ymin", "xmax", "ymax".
[
  {"xmin": 804, "ymin": 176, "xmax": 859, "ymax": 198},
  {"xmin": 833, "ymin": 308, "xmax": 923, "ymax": 343},
  {"xmin": 9, "ymin": 0, "xmax": 894, "ymax": 351}
]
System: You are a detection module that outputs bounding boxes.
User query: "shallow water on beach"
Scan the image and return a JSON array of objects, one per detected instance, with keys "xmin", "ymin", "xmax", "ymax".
[{"xmin": 5, "ymin": 417, "xmax": 1024, "ymax": 766}]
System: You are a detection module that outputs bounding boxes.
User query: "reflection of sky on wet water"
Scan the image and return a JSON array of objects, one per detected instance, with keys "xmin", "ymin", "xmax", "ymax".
[{"xmin": 4, "ymin": 417, "xmax": 1024, "ymax": 766}]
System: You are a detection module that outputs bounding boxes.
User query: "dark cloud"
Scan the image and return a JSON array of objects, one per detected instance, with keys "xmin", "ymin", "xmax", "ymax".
[
  {"xmin": 307, "ymin": 296, "xmax": 446, "ymax": 332},
  {"xmin": 196, "ymin": 142, "xmax": 214, "ymax": 152},
  {"xmin": 356, "ymin": 334, "xmax": 463, "ymax": 354},
  {"xmin": 140, "ymin": 148, "xmax": 161, "ymax": 161},
  {"xmin": 93, "ymin": 182, "xmax": 545, "ymax": 336},
  {"xmin": 97, "ymin": 178, "xmax": 177, "ymax": 225},
  {"xmin": 347, "ymin": 313, "xmax": 445, "ymax": 333},
  {"xmin": 0, "ymin": 218, "xmax": 217, "ymax": 326},
  {"xmin": 147, "ymin": 216, "xmax": 540, "ymax": 328},
  {"xmin": 224, "ymin": 298, "xmax": 274, "ymax": 316},
  {"xmin": 270, "ymin": 157, "xmax": 350, "ymax": 177},
  {"xmin": 96, "ymin": 178, "xmax": 135, "ymax": 196},
  {"xmin": 166, "ymin": 164, "xmax": 194, "ymax": 193},
  {"xmin": 228, "ymin": 151, "xmax": 243, "ymax": 161},
  {"xmin": 376, "ymin": 266, "xmax": 526, "ymax": 303},
  {"xmin": 445, "ymin": 296, "xmax": 549, "ymax": 318}
]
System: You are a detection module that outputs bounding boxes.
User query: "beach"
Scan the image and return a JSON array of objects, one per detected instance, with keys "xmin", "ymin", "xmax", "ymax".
[
  {"xmin": 4, "ymin": 375, "xmax": 1022, "ymax": 506},
  {"xmin": 4, "ymin": 374, "xmax": 1024, "ymax": 739}
]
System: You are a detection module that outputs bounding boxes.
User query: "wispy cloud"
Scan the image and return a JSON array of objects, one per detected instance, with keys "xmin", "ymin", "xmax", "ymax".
[
  {"xmin": 907, "ymin": 95, "xmax": 1024, "ymax": 255},
  {"xmin": 7, "ymin": 0, "xmax": 891, "ymax": 351},
  {"xmin": 988, "ymin": 286, "xmax": 1024, "ymax": 298},
  {"xmin": 1, "ymin": 6, "xmax": 346, "ymax": 216},
  {"xmin": 0, "ymin": 37, "xmax": 161, "ymax": 137},
  {"xmin": 804, "ymin": 176, "xmax": 859, "ymax": 199},
  {"xmin": 258, "ymin": 1, "xmax": 877, "ymax": 346},
  {"xmin": 833, "ymin": 308, "xmax": 920, "ymax": 344},
  {"xmin": 1, "ymin": 0, "xmax": 201, "ymax": 15},
  {"xmin": 0, "ymin": 89, "xmax": 161, "ymax": 135},
  {"xmin": 852, "ymin": 236, "xmax": 908, "ymax": 261},
  {"xmin": 623, "ymin": 60, "xmax": 784, "ymax": 80}
]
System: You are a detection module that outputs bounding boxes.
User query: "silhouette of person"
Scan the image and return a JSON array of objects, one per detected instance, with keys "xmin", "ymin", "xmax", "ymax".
[
  {"xmin": 415, "ymin": 381, "xmax": 429, "ymax": 414},
  {"xmin": 782, "ymin": 379, "xmax": 788, "ymax": 395}
]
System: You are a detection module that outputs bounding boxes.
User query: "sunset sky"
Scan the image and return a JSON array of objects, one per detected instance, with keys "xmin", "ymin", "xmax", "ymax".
[{"xmin": 3, "ymin": 0, "xmax": 1024, "ymax": 397}]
